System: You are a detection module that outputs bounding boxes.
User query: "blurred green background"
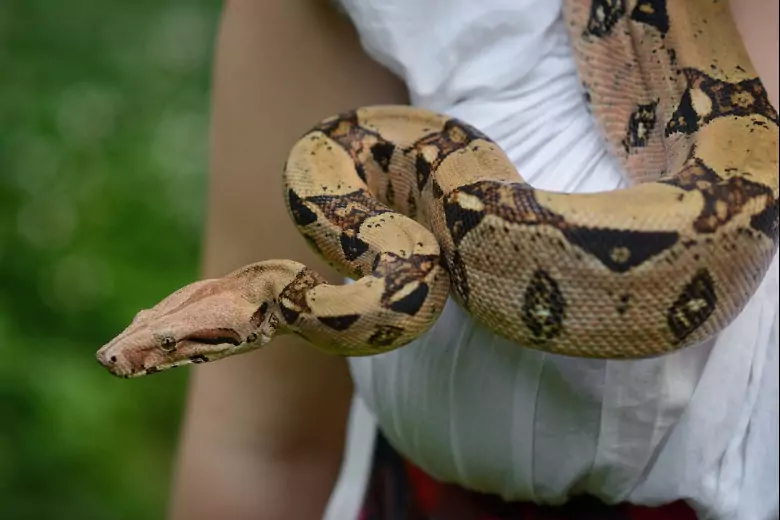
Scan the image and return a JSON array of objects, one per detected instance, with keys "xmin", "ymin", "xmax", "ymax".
[{"xmin": 1, "ymin": 1, "xmax": 222, "ymax": 518}]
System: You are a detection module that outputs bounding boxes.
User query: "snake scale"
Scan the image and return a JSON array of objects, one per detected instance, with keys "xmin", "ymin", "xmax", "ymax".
[{"xmin": 98, "ymin": 0, "xmax": 778, "ymax": 377}]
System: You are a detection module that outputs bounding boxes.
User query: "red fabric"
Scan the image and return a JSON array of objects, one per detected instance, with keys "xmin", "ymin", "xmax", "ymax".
[
  {"xmin": 402, "ymin": 458, "xmax": 697, "ymax": 520},
  {"xmin": 360, "ymin": 432, "xmax": 699, "ymax": 520}
]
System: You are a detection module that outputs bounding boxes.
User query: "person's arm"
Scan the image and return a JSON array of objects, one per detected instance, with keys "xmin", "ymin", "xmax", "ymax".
[
  {"xmin": 167, "ymin": 1, "xmax": 407, "ymax": 519},
  {"xmin": 729, "ymin": 0, "xmax": 778, "ymax": 108}
]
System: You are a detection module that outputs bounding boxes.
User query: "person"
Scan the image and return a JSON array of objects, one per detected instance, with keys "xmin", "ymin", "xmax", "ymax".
[{"xmin": 167, "ymin": 1, "xmax": 779, "ymax": 519}]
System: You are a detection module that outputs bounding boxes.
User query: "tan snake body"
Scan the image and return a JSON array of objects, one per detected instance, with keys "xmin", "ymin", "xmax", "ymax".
[{"xmin": 98, "ymin": 0, "xmax": 778, "ymax": 377}]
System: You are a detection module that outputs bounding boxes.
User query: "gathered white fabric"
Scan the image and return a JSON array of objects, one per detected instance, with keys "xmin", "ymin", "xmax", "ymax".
[{"xmin": 324, "ymin": 1, "xmax": 779, "ymax": 519}]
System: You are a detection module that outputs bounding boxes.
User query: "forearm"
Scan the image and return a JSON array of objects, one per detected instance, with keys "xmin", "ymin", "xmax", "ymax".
[
  {"xmin": 168, "ymin": 379, "xmax": 347, "ymax": 520},
  {"xmin": 168, "ymin": 331, "xmax": 355, "ymax": 520},
  {"xmin": 171, "ymin": 458, "xmax": 339, "ymax": 520}
]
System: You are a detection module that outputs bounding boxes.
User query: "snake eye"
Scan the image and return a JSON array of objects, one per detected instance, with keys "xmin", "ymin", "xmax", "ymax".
[{"xmin": 160, "ymin": 336, "xmax": 177, "ymax": 352}]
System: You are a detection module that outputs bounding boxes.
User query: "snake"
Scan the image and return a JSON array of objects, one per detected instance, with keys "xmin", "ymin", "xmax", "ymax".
[{"xmin": 97, "ymin": 0, "xmax": 778, "ymax": 377}]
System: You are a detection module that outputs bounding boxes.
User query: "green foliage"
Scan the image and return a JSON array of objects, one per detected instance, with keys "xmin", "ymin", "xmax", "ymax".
[{"xmin": 0, "ymin": 1, "xmax": 221, "ymax": 518}]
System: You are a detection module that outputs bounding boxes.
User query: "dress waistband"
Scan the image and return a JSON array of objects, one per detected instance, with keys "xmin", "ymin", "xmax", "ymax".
[{"xmin": 359, "ymin": 432, "xmax": 698, "ymax": 520}]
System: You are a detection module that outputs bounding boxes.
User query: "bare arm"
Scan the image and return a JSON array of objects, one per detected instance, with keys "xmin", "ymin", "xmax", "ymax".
[
  {"xmin": 167, "ymin": 1, "xmax": 406, "ymax": 519},
  {"xmin": 730, "ymin": 0, "xmax": 778, "ymax": 107}
]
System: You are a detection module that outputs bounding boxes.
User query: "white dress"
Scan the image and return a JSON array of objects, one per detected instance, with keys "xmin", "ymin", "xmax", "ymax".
[{"xmin": 324, "ymin": 1, "xmax": 780, "ymax": 519}]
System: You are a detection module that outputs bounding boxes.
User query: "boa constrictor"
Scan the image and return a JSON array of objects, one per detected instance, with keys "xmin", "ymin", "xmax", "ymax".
[{"xmin": 98, "ymin": 0, "xmax": 778, "ymax": 377}]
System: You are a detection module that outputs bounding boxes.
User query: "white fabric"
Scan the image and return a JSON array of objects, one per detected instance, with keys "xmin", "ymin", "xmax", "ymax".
[{"xmin": 325, "ymin": 1, "xmax": 780, "ymax": 519}]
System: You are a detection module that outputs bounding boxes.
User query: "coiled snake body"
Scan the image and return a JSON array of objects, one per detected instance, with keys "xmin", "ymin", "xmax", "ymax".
[{"xmin": 98, "ymin": 0, "xmax": 778, "ymax": 377}]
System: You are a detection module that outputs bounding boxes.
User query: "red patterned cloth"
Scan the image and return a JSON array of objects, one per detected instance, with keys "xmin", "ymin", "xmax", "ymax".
[{"xmin": 359, "ymin": 433, "xmax": 698, "ymax": 520}]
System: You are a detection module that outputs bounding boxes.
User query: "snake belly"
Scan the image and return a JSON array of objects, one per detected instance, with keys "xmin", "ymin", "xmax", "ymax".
[{"xmin": 281, "ymin": 0, "xmax": 779, "ymax": 359}]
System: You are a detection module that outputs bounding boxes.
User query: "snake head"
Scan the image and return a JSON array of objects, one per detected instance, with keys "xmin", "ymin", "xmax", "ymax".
[{"xmin": 96, "ymin": 279, "xmax": 279, "ymax": 378}]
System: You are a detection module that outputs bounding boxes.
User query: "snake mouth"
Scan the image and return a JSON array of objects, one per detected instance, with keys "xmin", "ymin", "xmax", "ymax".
[
  {"xmin": 179, "ymin": 328, "xmax": 244, "ymax": 348},
  {"xmin": 140, "ymin": 340, "xmax": 257, "ymax": 377},
  {"xmin": 120, "ymin": 342, "xmax": 246, "ymax": 378},
  {"xmin": 154, "ymin": 329, "xmax": 250, "ymax": 369}
]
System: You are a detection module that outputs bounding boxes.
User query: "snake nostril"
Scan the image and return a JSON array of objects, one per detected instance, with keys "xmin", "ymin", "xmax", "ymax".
[{"xmin": 110, "ymin": 355, "xmax": 117, "ymax": 363}]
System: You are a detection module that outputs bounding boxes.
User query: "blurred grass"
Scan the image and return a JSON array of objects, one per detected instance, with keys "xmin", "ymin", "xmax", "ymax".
[{"xmin": 0, "ymin": 1, "xmax": 221, "ymax": 518}]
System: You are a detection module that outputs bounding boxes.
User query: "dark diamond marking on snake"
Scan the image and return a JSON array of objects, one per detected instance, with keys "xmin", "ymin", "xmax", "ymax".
[
  {"xmin": 250, "ymin": 302, "xmax": 269, "ymax": 328},
  {"xmin": 442, "ymin": 179, "xmax": 572, "ymax": 268},
  {"xmin": 354, "ymin": 163, "xmax": 368, "ymax": 184},
  {"xmin": 278, "ymin": 268, "xmax": 325, "ymax": 325},
  {"xmin": 563, "ymin": 227, "xmax": 679, "ymax": 272},
  {"xmin": 750, "ymin": 197, "xmax": 779, "ymax": 244},
  {"xmin": 522, "ymin": 269, "xmax": 566, "ymax": 342},
  {"xmin": 666, "ymin": 87, "xmax": 700, "ymax": 135},
  {"xmin": 409, "ymin": 118, "xmax": 494, "ymax": 192},
  {"xmin": 666, "ymin": 68, "xmax": 779, "ymax": 137},
  {"xmin": 415, "ymin": 156, "xmax": 432, "ymax": 191},
  {"xmin": 371, "ymin": 142, "xmax": 395, "ymax": 172},
  {"xmin": 312, "ymin": 110, "xmax": 359, "ymax": 137},
  {"xmin": 389, "ymin": 283, "xmax": 429, "ymax": 315},
  {"xmin": 662, "ymin": 158, "xmax": 774, "ymax": 233},
  {"xmin": 584, "ymin": 0, "xmax": 626, "ymax": 37},
  {"xmin": 630, "ymin": 0, "xmax": 669, "ymax": 34},
  {"xmin": 368, "ymin": 324, "xmax": 405, "ymax": 347},
  {"xmin": 373, "ymin": 253, "xmax": 438, "ymax": 309},
  {"xmin": 407, "ymin": 187, "xmax": 418, "ymax": 219},
  {"xmin": 622, "ymin": 100, "xmax": 658, "ymax": 153},
  {"xmin": 667, "ymin": 269, "xmax": 717, "ymax": 343},
  {"xmin": 442, "ymin": 118, "xmax": 492, "ymax": 142},
  {"xmin": 695, "ymin": 177, "xmax": 774, "ymax": 234},
  {"xmin": 386, "ymin": 180, "xmax": 395, "ymax": 206},
  {"xmin": 340, "ymin": 233, "xmax": 370, "ymax": 261},
  {"xmin": 431, "ymin": 178, "xmax": 445, "ymax": 198},
  {"xmin": 279, "ymin": 304, "xmax": 300, "ymax": 325},
  {"xmin": 447, "ymin": 250, "xmax": 470, "ymax": 305},
  {"xmin": 314, "ymin": 110, "xmax": 397, "ymax": 184},
  {"xmin": 288, "ymin": 189, "xmax": 318, "ymax": 226},
  {"xmin": 452, "ymin": 181, "xmax": 566, "ymax": 231},
  {"xmin": 317, "ymin": 314, "xmax": 361, "ymax": 331},
  {"xmin": 306, "ymin": 189, "xmax": 392, "ymax": 239},
  {"xmin": 443, "ymin": 194, "xmax": 487, "ymax": 246},
  {"xmin": 660, "ymin": 157, "xmax": 722, "ymax": 188}
]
